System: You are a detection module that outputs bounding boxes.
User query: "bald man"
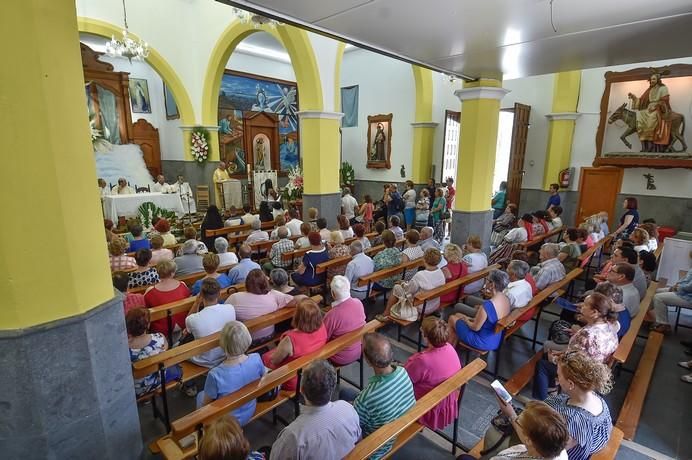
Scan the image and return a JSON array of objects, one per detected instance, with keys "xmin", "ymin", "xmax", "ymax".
[{"xmin": 151, "ymin": 174, "xmax": 172, "ymax": 193}]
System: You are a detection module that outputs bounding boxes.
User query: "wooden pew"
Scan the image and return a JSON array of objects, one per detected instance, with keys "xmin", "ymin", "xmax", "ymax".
[
  {"xmin": 156, "ymin": 319, "xmax": 386, "ymax": 459},
  {"xmin": 356, "ymin": 257, "xmax": 426, "ymax": 300},
  {"xmin": 204, "ymin": 219, "xmax": 276, "ymax": 239},
  {"xmin": 591, "ymin": 427, "xmax": 625, "ymax": 460},
  {"xmin": 519, "ymin": 226, "xmax": 564, "ymax": 250},
  {"xmin": 344, "ymin": 359, "xmax": 487, "ymax": 460}
]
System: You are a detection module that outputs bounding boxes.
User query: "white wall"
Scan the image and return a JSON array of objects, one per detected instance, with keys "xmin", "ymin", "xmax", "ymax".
[{"xmin": 227, "ymin": 51, "xmax": 295, "ymax": 82}]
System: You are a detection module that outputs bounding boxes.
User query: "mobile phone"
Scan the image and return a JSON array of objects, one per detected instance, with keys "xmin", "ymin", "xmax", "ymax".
[{"xmin": 491, "ymin": 380, "xmax": 512, "ymax": 404}]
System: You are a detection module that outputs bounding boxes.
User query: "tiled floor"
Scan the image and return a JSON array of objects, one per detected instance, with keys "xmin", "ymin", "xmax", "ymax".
[{"xmin": 138, "ymin": 292, "xmax": 692, "ymax": 460}]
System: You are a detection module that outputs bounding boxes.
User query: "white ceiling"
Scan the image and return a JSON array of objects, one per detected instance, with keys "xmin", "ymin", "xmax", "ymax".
[{"xmin": 220, "ymin": 0, "xmax": 692, "ymax": 79}]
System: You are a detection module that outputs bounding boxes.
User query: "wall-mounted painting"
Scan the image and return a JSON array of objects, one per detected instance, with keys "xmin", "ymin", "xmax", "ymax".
[
  {"xmin": 218, "ymin": 70, "xmax": 299, "ymax": 176},
  {"xmin": 595, "ymin": 64, "xmax": 692, "ymax": 168},
  {"xmin": 129, "ymin": 78, "xmax": 151, "ymax": 114},
  {"xmin": 366, "ymin": 113, "xmax": 393, "ymax": 169},
  {"xmin": 163, "ymin": 83, "xmax": 179, "ymax": 120}
]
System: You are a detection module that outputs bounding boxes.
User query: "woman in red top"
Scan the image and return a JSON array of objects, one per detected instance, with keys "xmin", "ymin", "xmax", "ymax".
[
  {"xmin": 262, "ymin": 298, "xmax": 327, "ymax": 391},
  {"xmin": 440, "ymin": 244, "xmax": 468, "ymax": 304},
  {"xmin": 144, "ymin": 259, "xmax": 191, "ymax": 337},
  {"xmin": 359, "ymin": 195, "xmax": 375, "ymax": 232}
]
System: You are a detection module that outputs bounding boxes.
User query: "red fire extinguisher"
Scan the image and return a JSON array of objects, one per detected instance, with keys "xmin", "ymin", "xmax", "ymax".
[{"xmin": 558, "ymin": 168, "xmax": 573, "ymax": 189}]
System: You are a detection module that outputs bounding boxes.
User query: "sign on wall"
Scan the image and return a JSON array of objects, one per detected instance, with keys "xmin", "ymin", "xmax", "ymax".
[{"xmin": 595, "ymin": 64, "xmax": 692, "ymax": 169}]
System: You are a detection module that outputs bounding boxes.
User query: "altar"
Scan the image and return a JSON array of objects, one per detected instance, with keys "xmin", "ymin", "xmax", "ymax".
[{"xmin": 103, "ymin": 192, "xmax": 186, "ymax": 223}]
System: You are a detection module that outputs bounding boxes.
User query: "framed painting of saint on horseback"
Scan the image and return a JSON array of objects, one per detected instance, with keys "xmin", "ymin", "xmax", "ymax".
[{"xmin": 594, "ymin": 64, "xmax": 692, "ymax": 168}]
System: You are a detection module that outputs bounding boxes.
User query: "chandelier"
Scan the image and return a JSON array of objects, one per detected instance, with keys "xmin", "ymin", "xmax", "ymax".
[
  {"xmin": 105, "ymin": 0, "xmax": 149, "ymax": 62},
  {"xmin": 231, "ymin": 7, "xmax": 281, "ymax": 28}
]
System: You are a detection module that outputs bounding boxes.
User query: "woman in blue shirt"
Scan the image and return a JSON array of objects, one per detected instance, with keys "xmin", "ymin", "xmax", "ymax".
[
  {"xmin": 291, "ymin": 232, "xmax": 330, "ymax": 287},
  {"xmin": 614, "ymin": 197, "xmax": 640, "ymax": 238}
]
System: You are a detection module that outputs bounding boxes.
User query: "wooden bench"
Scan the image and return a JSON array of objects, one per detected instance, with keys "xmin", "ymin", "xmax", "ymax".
[
  {"xmin": 127, "ymin": 263, "xmax": 237, "ymax": 294},
  {"xmin": 344, "ymin": 358, "xmax": 487, "ymax": 460},
  {"xmin": 204, "ymin": 219, "xmax": 276, "ymax": 239},
  {"xmin": 155, "ymin": 319, "xmax": 386, "ymax": 459},
  {"xmin": 519, "ymin": 226, "xmax": 564, "ymax": 250},
  {"xmin": 357, "ymin": 257, "xmax": 426, "ymax": 300}
]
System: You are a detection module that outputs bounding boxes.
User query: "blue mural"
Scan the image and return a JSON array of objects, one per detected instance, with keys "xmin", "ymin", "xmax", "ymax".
[{"xmin": 218, "ymin": 71, "xmax": 299, "ymax": 173}]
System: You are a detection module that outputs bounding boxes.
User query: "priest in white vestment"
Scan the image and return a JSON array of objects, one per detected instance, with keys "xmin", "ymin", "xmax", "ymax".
[
  {"xmin": 171, "ymin": 175, "xmax": 196, "ymax": 214},
  {"xmin": 112, "ymin": 178, "xmax": 134, "ymax": 195},
  {"xmin": 151, "ymin": 175, "xmax": 172, "ymax": 193}
]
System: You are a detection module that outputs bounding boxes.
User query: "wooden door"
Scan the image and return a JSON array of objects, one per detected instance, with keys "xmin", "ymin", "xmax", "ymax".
[
  {"xmin": 506, "ymin": 103, "xmax": 531, "ymax": 208},
  {"xmin": 576, "ymin": 167, "xmax": 623, "ymax": 227}
]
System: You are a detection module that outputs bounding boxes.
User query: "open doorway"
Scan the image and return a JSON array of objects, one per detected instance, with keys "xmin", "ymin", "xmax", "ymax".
[{"xmin": 498, "ymin": 103, "xmax": 531, "ymax": 210}]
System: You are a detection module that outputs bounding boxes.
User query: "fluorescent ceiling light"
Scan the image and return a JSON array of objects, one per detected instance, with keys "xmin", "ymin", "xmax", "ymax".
[{"xmin": 235, "ymin": 42, "xmax": 291, "ymax": 63}]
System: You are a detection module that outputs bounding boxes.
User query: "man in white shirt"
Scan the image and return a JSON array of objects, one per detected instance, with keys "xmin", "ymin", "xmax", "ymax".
[
  {"xmin": 505, "ymin": 260, "xmax": 533, "ymax": 309},
  {"xmin": 285, "ymin": 208, "xmax": 304, "ymax": 236},
  {"xmin": 344, "ymin": 241, "xmax": 375, "ymax": 300},
  {"xmin": 341, "ymin": 187, "xmax": 359, "ymax": 224},
  {"xmin": 98, "ymin": 178, "xmax": 111, "ymax": 198},
  {"xmin": 151, "ymin": 175, "xmax": 172, "ymax": 193},
  {"xmin": 112, "ymin": 177, "xmax": 134, "ymax": 195},
  {"xmin": 171, "ymin": 174, "xmax": 196, "ymax": 214},
  {"xmin": 419, "ymin": 227, "xmax": 439, "ymax": 251},
  {"xmin": 240, "ymin": 205, "xmax": 256, "ymax": 226},
  {"xmin": 245, "ymin": 219, "xmax": 269, "ymax": 244},
  {"xmin": 184, "ymin": 278, "xmax": 236, "ymax": 368}
]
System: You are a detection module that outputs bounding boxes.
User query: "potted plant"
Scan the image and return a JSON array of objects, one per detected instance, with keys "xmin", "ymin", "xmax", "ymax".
[{"xmin": 340, "ymin": 161, "xmax": 355, "ymax": 194}]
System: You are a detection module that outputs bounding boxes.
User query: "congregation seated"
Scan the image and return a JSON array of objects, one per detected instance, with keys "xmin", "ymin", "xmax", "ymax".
[
  {"xmin": 174, "ymin": 240, "xmax": 205, "ymax": 276},
  {"xmin": 548, "ymin": 205, "xmax": 564, "ymax": 231},
  {"xmin": 532, "ymin": 243, "xmax": 566, "ymax": 290},
  {"xmin": 109, "ymin": 237, "xmax": 136, "ymax": 271},
  {"xmin": 448, "ymin": 270, "xmax": 510, "ymax": 351},
  {"xmin": 382, "ymin": 248, "xmax": 445, "ymax": 317},
  {"xmin": 113, "ymin": 271, "xmax": 145, "ymax": 314},
  {"xmin": 353, "ymin": 223, "xmax": 372, "ymax": 250},
  {"xmin": 270, "ymin": 215, "xmax": 291, "ymax": 239},
  {"xmin": 491, "ymin": 203, "xmax": 517, "ymax": 244},
  {"xmin": 606, "ymin": 263, "xmax": 640, "ymax": 317},
  {"xmin": 226, "ymin": 269, "xmax": 305, "ymax": 343},
  {"xmin": 345, "ymin": 332, "xmax": 416, "ymax": 460},
  {"xmin": 323, "ymin": 276, "xmax": 366, "ymax": 366},
  {"xmin": 128, "ymin": 222, "xmax": 151, "ymax": 252},
  {"xmin": 269, "ymin": 268, "xmax": 301, "ymax": 296},
  {"xmin": 388, "ymin": 215, "xmax": 404, "ymax": 241},
  {"xmin": 613, "ymin": 246, "xmax": 647, "ymax": 298},
  {"xmin": 317, "ymin": 217, "xmax": 331, "ymax": 242},
  {"xmin": 239, "ymin": 204, "xmax": 256, "ymax": 227},
  {"xmin": 285, "ymin": 208, "xmax": 303, "ymax": 236},
  {"xmin": 112, "ymin": 177, "xmax": 134, "ymax": 195},
  {"xmin": 144, "ymin": 260, "xmax": 190, "ymax": 336},
  {"xmin": 594, "ymin": 281, "xmax": 630, "ymax": 339},
  {"xmin": 196, "ymin": 321, "xmax": 265, "ymax": 426},
  {"xmin": 505, "ymin": 260, "xmax": 533, "ymax": 311},
  {"xmin": 403, "ymin": 317, "xmax": 462, "ymax": 430},
  {"xmin": 263, "ymin": 226, "xmax": 294, "ymax": 273},
  {"xmin": 262, "ymin": 298, "xmax": 328, "ymax": 391},
  {"xmin": 126, "ymin": 308, "xmax": 180, "ymax": 398},
  {"xmin": 294, "ymin": 222, "xmax": 312, "ymax": 249},
  {"xmin": 214, "ymin": 236, "xmax": 238, "ymax": 266},
  {"xmin": 306, "ymin": 207, "xmax": 319, "ymax": 232},
  {"xmin": 269, "ymin": 360, "xmax": 361, "ymax": 460},
  {"xmin": 400, "ymin": 229, "xmax": 424, "ymax": 281},
  {"xmin": 184, "ymin": 278, "xmax": 236, "ymax": 369},
  {"xmin": 532, "ymin": 292, "xmax": 619, "ymax": 400},
  {"xmin": 227, "ymin": 244, "xmax": 261, "ymax": 285},
  {"xmin": 128, "ymin": 249, "xmax": 160, "ymax": 288},
  {"xmin": 462, "ymin": 235, "xmax": 489, "ymax": 295},
  {"xmin": 639, "ymin": 222, "xmax": 658, "ymax": 251},
  {"xmin": 179, "ymin": 225, "xmax": 208, "ymax": 255},
  {"xmin": 489, "ymin": 213, "xmax": 532, "ymax": 265},
  {"xmin": 371, "ymin": 230, "xmax": 402, "ymax": 292},
  {"xmin": 199, "ymin": 415, "xmax": 264, "ymax": 460},
  {"xmin": 370, "ymin": 220, "xmax": 386, "ymax": 247},
  {"xmin": 327, "ymin": 231, "xmax": 350, "ymax": 278},
  {"xmin": 345, "ymin": 240, "xmax": 375, "ymax": 300},
  {"xmin": 419, "ymin": 226, "xmax": 439, "ymax": 251},
  {"xmin": 338, "ymin": 214, "xmax": 354, "ymax": 240},
  {"xmin": 291, "ymin": 232, "xmax": 329, "ymax": 288},
  {"xmin": 440, "ymin": 243, "xmax": 468, "ymax": 304},
  {"xmin": 630, "ymin": 227, "xmax": 650, "ymax": 254},
  {"xmin": 558, "ymin": 228, "xmax": 582, "ymax": 272},
  {"xmin": 531, "ymin": 210, "xmax": 550, "ymax": 239},
  {"xmin": 104, "ymin": 218, "xmax": 116, "ymax": 243},
  {"xmin": 191, "ymin": 253, "xmax": 233, "ymax": 295},
  {"xmin": 201, "ymin": 205, "xmax": 224, "ymax": 250},
  {"xmin": 638, "ymin": 250, "xmax": 658, "ymax": 282},
  {"xmin": 511, "ymin": 250, "xmax": 539, "ymax": 294},
  {"xmin": 154, "ymin": 218, "xmax": 177, "ymax": 248},
  {"xmin": 149, "ymin": 234, "xmax": 174, "ymax": 266},
  {"xmin": 649, "ymin": 253, "xmax": 692, "ymax": 334},
  {"xmin": 245, "ymin": 219, "xmax": 270, "ymax": 244}
]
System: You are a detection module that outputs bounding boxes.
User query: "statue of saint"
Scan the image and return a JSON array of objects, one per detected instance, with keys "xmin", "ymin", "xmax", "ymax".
[
  {"xmin": 371, "ymin": 123, "xmax": 386, "ymax": 161},
  {"xmin": 627, "ymin": 72, "xmax": 671, "ymax": 151}
]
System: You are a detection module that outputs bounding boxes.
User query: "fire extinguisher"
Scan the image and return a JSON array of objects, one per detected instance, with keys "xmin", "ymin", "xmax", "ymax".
[{"xmin": 558, "ymin": 168, "xmax": 573, "ymax": 189}]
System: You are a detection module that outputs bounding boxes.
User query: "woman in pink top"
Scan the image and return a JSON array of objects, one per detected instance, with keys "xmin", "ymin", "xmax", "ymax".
[
  {"xmin": 225, "ymin": 269, "xmax": 305, "ymax": 342},
  {"xmin": 143, "ymin": 260, "xmax": 190, "ymax": 336},
  {"xmin": 359, "ymin": 195, "xmax": 374, "ymax": 232},
  {"xmin": 262, "ymin": 298, "xmax": 328, "ymax": 390},
  {"xmin": 404, "ymin": 317, "xmax": 462, "ymax": 430},
  {"xmin": 323, "ymin": 276, "xmax": 366, "ymax": 366}
]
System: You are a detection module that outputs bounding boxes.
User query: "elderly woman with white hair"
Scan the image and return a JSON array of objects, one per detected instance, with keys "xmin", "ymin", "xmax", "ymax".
[
  {"xmin": 245, "ymin": 218, "xmax": 269, "ymax": 244},
  {"xmin": 196, "ymin": 321, "xmax": 265, "ymax": 426},
  {"xmin": 214, "ymin": 237, "xmax": 238, "ymax": 266},
  {"xmin": 269, "ymin": 268, "xmax": 300, "ymax": 296},
  {"xmin": 323, "ymin": 276, "xmax": 366, "ymax": 366},
  {"xmin": 173, "ymin": 239, "xmax": 205, "ymax": 276},
  {"xmin": 344, "ymin": 240, "xmax": 375, "ymax": 300},
  {"xmin": 448, "ymin": 269, "xmax": 510, "ymax": 351}
]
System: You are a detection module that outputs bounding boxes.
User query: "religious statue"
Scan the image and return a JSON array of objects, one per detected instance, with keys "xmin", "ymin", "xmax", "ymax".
[
  {"xmin": 608, "ymin": 70, "xmax": 687, "ymax": 153},
  {"xmin": 370, "ymin": 123, "xmax": 386, "ymax": 161},
  {"xmin": 643, "ymin": 173, "xmax": 656, "ymax": 190},
  {"xmin": 251, "ymin": 85, "xmax": 268, "ymax": 111},
  {"xmin": 254, "ymin": 137, "xmax": 267, "ymax": 170}
]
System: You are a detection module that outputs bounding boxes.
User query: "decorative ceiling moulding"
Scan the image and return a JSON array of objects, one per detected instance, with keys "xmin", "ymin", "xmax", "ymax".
[
  {"xmin": 454, "ymin": 87, "xmax": 511, "ymax": 102},
  {"xmin": 297, "ymin": 111, "xmax": 344, "ymax": 120},
  {"xmin": 545, "ymin": 112, "xmax": 582, "ymax": 121},
  {"xmin": 410, "ymin": 122, "xmax": 439, "ymax": 128}
]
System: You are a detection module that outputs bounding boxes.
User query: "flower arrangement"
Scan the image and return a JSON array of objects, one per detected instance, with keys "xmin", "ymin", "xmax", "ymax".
[
  {"xmin": 137, "ymin": 201, "xmax": 176, "ymax": 228},
  {"xmin": 190, "ymin": 127, "xmax": 210, "ymax": 163},
  {"xmin": 282, "ymin": 165, "xmax": 303, "ymax": 201}
]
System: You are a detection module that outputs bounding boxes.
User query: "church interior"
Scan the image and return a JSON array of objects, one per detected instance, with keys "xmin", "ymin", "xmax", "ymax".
[{"xmin": 3, "ymin": 0, "xmax": 692, "ymax": 459}]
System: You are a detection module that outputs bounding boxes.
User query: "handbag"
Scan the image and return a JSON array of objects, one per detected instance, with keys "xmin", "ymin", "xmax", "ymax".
[
  {"xmin": 480, "ymin": 408, "xmax": 523, "ymax": 459},
  {"xmin": 389, "ymin": 283, "xmax": 419, "ymax": 322}
]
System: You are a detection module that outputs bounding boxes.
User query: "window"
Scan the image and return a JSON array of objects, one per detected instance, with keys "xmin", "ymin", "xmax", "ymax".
[{"xmin": 340, "ymin": 85, "xmax": 359, "ymax": 128}]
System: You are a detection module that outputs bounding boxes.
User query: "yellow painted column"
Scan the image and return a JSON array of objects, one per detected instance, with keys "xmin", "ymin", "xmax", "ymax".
[
  {"xmin": 454, "ymin": 79, "xmax": 510, "ymax": 212},
  {"xmin": 542, "ymin": 71, "xmax": 581, "ymax": 189},
  {"xmin": 411, "ymin": 66, "xmax": 437, "ymax": 183},
  {"xmin": 0, "ymin": 0, "xmax": 113, "ymax": 329}
]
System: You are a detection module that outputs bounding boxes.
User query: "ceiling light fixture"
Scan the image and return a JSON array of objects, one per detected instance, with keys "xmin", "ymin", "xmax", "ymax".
[
  {"xmin": 105, "ymin": 0, "xmax": 149, "ymax": 62},
  {"xmin": 231, "ymin": 7, "xmax": 281, "ymax": 28}
]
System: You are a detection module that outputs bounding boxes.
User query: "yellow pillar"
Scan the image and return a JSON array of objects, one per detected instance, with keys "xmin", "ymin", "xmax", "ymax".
[
  {"xmin": 454, "ymin": 79, "xmax": 509, "ymax": 212},
  {"xmin": 411, "ymin": 66, "xmax": 436, "ymax": 183},
  {"xmin": 0, "ymin": 0, "xmax": 113, "ymax": 329},
  {"xmin": 542, "ymin": 71, "xmax": 581, "ymax": 189},
  {"xmin": 298, "ymin": 111, "xmax": 342, "ymax": 226}
]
